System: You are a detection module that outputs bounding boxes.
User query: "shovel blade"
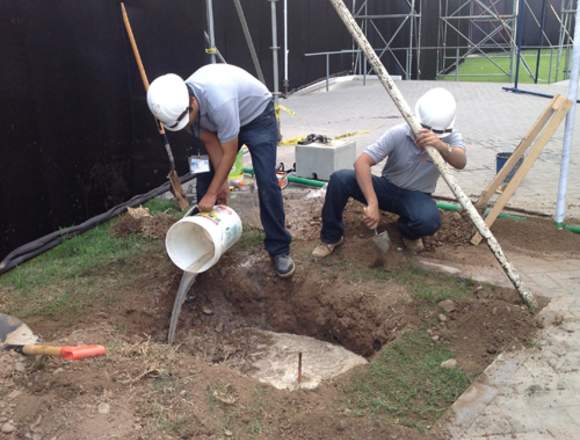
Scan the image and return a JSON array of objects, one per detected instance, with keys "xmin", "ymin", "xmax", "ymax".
[
  {"xmin": 0, "ymin": 313, "xmax": 39, "ymax": 346},
  {"xmin": 372, "ymin": 231, "xmax": 391, "ymax": 255}
]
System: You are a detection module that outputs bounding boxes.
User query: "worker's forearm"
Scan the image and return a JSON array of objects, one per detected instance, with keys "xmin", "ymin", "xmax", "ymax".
[
  {"xmin": 207, "ymin": 149, "xmax": 236, "ymax": 195},
  {"xmin": 354, "ymin": 161, "xmax": 378, "ymax": 206},
  {"xmin": 433, "ymin": 144, "xmax": 466, "ymax": 170}
]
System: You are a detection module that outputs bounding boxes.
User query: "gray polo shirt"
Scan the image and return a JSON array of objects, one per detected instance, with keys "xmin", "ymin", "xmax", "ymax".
[
  {"xmin": 185, "ymin": 64, "xmax": 272, "ymax": 143},
  {"xmin": 363, "ymin": 123, "xmax": 465, "ymax": 193}
]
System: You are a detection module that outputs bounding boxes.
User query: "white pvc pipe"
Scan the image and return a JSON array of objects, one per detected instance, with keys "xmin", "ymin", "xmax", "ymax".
[
  {"xmin": 555, "ymin": 0, "xmax": 580, "ymax": 225},
  {"xmin": 205, "ymin": 0, "xmax": 216, "ymax": 64}
]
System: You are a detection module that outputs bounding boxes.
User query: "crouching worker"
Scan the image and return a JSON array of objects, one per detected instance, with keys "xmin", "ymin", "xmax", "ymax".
[
  {"xmin": 147, "ymin": 64, "xmax": 294, "ymax": 278},
  {"xmin": 312, "ymin": 88, "xmax": 467, "ymax": 258}
]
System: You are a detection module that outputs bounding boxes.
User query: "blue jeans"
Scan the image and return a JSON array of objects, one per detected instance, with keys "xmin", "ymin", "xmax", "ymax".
[
  {"xmin": 320, "ymin": 169, "xmax": 441, "ymax": 243},
  {"xmin": 196, "ymin": 101, "xmax": 292, "ymax": 257}
]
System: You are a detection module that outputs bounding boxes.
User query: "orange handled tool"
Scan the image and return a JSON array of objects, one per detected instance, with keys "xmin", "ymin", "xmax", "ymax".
[{"xmin": 6, "ymin": 344, "xmax": 107, "ymax": 361}]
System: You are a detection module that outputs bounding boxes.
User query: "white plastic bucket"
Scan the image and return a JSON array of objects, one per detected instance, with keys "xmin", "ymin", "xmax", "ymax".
[{"xmin": 165, "ymin": 205, "xmax": 243, "ymax": 273}]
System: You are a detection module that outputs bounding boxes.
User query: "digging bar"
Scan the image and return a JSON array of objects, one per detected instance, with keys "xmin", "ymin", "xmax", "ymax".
[
  {"xmin": 328, "ymin": 0, "xmax": 537, "ymax": 311},
  {"xmin": 120, "ymin": 2, "xmax": 189, "ymax": 211}
]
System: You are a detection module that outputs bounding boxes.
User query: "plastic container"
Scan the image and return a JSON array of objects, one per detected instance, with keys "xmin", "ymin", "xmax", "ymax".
[
  {"xmin": 496, "ymin": 152, "xmax": 523, "ymax": 183},
  {"xmin": 165, "ymin": 205, "xmax": 243, "ymax": 273}
]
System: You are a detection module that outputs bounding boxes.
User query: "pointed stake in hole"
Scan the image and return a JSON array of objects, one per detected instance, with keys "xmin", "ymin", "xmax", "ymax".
[{"xmin": 297, "ymin": 352, "xmax": 303, "ymax": 385}]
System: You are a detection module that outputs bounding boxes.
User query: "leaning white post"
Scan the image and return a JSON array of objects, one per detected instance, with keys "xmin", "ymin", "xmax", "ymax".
[{"xmin": 328, "ymin": 0, "xmax": 537, "ymax": 310}]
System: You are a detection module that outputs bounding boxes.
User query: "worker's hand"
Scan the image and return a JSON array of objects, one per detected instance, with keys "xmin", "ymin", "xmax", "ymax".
[
  {"xmin": 363, "ymin": 203, "xmax": 381, "ymax": 230},
  {"xmin": 415, "ymin": 129, "xmax": 443, "ymax": 151},
  {"xmin": 216, "ymin": 182, "xmax": 229, "ymax": 206},
  {"xmin": 198, "ymin": 192, "xmax": 217, "ymax": 212}
]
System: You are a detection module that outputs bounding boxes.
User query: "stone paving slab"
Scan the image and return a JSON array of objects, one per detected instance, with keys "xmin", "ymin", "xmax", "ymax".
[
  {"xmin": 421, "ymin": 254, "xmax": 580, "ymax": 439},
  {"xmin": 279, "ymin": 78, "xmax": 580, "ymax": 219}
]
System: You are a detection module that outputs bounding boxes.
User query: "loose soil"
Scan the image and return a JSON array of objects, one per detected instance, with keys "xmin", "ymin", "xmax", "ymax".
[{"xmin": 1, "ymin": 193, "xmax": 572, "ymax": 440}]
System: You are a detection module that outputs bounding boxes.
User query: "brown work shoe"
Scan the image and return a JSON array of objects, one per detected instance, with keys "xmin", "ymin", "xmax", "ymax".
[
  {"xmin": 402, "ymin": 237, "xmax": 425, "ymax": 254},
  {"xmin": 312, "ymin": 237, "xmax": 344, "ymax": 258}
]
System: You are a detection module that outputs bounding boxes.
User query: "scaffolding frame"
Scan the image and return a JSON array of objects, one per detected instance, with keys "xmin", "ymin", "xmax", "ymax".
[
  {"xmin": 351, "ymin": 0, "xmax": 423, "ymax": 80},
  {"xmin": 437, "ymin": 0, "xmax": 577, "ymax": 83}
]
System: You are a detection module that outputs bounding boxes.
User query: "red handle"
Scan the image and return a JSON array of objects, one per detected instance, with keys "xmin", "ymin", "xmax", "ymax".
[{"xmin": 60, "ymin": 345, "xmax": 107, "ymax": 361}]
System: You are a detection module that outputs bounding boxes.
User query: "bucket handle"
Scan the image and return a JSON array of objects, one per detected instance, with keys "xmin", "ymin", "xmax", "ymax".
[{"xmin": 183, "ymin": 205, "xmax": 200, "ymax": 218}]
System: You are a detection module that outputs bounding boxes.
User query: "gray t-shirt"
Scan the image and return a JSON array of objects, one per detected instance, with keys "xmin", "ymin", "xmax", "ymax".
[
  {"xmin": 363, "ymin": 123, "xmax": 465, "ymax": 193},
  {"xmin": 185, "ymin": 64, "xmax": 272, "ymax": 143}
]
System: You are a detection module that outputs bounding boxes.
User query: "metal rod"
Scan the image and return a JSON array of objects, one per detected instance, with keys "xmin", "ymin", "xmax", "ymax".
[
  {"xmin": 514, "ymin": 0, "xmax": 525, "ymax": 89},
  {"xmin": 535, "ymin": 0, "xmax": 548, "ymax": 84},
  {"xmin": 233, "ymin": 0, "xmax": 265, "ymax": 84},
  {"xmin": 203, "ymin": 31, "xmax": 227, "ymax": 63},
  {"xmin": 297, "ymin": 352, "xmax": 303, "ymax": 385},
  {"xmin": 270, "ymin": 0, "xmax": 280, "ymax": 105},
  {"xmin": 328, "ymin": 0, "xmax": 536, "ymax": 310},
  {"xmin": 555, "ymin": 0, "xmax": 580, "ymax": 225},
  {"xmin": 205, "ymin": 0, "xmax": 216, "ymax": 64},
  {"xmin": 283, "ymin": 0, "xmax": 289, "ymax": 93},
  {"xmin": 326, "ymin": 53, "xmax": 330, "ymax": 92}
]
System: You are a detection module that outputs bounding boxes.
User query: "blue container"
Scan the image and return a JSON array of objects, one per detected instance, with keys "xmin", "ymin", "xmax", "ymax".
[{"xmin": 496, "ymin": 152, "xmax": 523, "ymax": 184}]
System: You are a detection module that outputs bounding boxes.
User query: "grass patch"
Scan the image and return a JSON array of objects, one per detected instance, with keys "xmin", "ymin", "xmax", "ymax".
[
  {"xmin": 234, "ymin": 228, "xmax": 264, "ymax": 252},
  {"xmin": 0, "ymin": 223, "xmax": 148, "ymax": 290},
  {"xmin": 143, "ymin": 198, "xmax": 182, "ymax": 216},
  {"xmin": 345, "ymin": 330, "xmax": 470, "ymax": 430},
  {"xmin": 328, "ymin": 259, "xmax": 473, "ymax": 304},
  {"xmin": 439, "ymin": 49, "xmax": 570, "ymax": 83}
]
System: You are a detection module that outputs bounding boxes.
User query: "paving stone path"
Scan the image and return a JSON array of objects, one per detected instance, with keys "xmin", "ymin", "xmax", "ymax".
[{"xmin": 279, "ymin": 78, "xmax": 580, "ymax": 219}]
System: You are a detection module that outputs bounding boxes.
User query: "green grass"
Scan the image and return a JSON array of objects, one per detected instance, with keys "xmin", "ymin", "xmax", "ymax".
[
  {"xmin": 439, "ymin": 49, "xmax": 571, "ymax": 83},
  {"xmin": 326, "ymin": 259, "xmax": 473, "ymax": 304},
  {"xmin": 0, "ymin": 223, "xmax": 148, "ymax": 291},
  {"xmin": 234, "ymin": 228, "xmax": 264, "ymax": 252},
  {"xmin": 143, "ymin": 198, "xmax": 182, "ymax": 216},
  {"xmin": 345, "ymin": 330, "xmax": 470, "ymax": 430}
]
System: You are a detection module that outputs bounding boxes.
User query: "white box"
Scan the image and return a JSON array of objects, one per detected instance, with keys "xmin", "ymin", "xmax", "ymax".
[{"xmin": 295, "ymin": 140, "xmax": 357, "ymax": 181}]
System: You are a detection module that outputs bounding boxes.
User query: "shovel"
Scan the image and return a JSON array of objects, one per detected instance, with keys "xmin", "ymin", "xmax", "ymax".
[
  {"xmin": 1, "ymin": 313, "xmax": 106, "ymax": 361},
  {"xmin": 372, "ymin": 228, "xmax": 391, "ymax": 264}
]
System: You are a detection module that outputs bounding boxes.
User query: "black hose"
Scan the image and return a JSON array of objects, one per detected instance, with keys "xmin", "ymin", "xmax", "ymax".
[{"xmin": 0, "ymin": 173, "xmax": 197, "ymax": 275}]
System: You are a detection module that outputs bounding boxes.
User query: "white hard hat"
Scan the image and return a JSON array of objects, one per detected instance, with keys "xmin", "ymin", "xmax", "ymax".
[
  {"xmin": 147, "ymin": 73, "xmax": 191, "ymax": 132},
  {"xmin": 414, "ymin": 88, "xmax": 456, "ymax": 138}
]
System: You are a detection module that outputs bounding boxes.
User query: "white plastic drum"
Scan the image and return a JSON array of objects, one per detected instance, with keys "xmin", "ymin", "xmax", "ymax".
[{"xmin": 165, "ymin": 205, "xmax": 243, "ymax": 273}]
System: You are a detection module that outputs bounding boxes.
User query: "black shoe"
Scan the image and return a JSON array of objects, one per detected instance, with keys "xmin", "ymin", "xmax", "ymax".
[{"xmin": 273, "ymin": 254, "xmax": 295, "ymax": 278}]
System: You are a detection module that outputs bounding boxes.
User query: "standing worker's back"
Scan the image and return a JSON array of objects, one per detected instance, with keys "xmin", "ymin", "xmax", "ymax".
[{"xmin": 148, "ymin": 64, "xmax": 294, "ymax": 277}]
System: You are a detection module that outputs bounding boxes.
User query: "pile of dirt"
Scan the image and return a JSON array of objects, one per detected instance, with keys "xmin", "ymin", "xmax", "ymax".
[{"xmin": 111, "ymin": 209, "xmax": 176, "ymax": 240}]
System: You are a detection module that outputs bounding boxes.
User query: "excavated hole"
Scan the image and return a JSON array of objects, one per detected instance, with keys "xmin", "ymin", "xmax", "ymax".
[{"xmin": 171, "ymin": 251, "xmax": 417, "ymax": 377}]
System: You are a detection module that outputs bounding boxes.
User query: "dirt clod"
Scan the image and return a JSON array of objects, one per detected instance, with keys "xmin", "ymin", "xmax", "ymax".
[{"xmin": 440, "ymin": 359, "xmax": 458, "ymax": 369}]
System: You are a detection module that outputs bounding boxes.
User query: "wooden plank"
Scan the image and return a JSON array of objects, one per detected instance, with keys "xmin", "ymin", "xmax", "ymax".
[
  {"xmin": 474, "ymin": 96, "xmax": 559, "ymax": 210},
  {"xmin": 471, "ymin": 100, "xmax": 572, "ymax": 245}
]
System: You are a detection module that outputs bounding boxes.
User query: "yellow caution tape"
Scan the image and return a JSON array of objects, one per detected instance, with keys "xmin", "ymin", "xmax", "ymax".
[{"xmin": 205, "ymin": 47, "xmax": 218, "ymax": 54}]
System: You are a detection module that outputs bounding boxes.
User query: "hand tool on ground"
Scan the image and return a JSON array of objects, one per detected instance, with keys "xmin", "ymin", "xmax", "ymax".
[
  {"xmin": 372, "ymin": 228, "xmax": 391, "ymax": 264},
  {"xmin": 1, "ymin": 313, "xmax": 106, "ymax": 361},
  {"xmin": 329, "ymin": 0, "xmax": 536, "ymax": 311},
  {"xmin": 120, "ymin": 2, "xmax": 189, "ymax": 211}
]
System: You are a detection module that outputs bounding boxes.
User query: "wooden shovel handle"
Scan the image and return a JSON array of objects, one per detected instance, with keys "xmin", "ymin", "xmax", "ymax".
[
  {"xmin": 21, "ymin": 345, "xmax": 62, "ymax": 356},
  {"xmin": 120, "ymin": 2, "xmax": 150, "ymax": 91}
]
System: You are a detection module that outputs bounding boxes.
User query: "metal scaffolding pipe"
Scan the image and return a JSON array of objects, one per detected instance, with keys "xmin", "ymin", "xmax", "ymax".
[
  {"xmin": 233, "ymin": 0, "xmax": 266, "ymax": 84},
  {"xmin": 555, "ymin": 0, "xmax": 580, "ymax": 225},
  {"xmin": 283, "ymin": 0, "xmax": 289, "ymax": 93},
  {"xmin": 269, "ymin": 0, "xmax": 280, "ymax": 104},
  {"xmin": 328, "ymin": 0, "xmax": 537, "ymax": 310},
  {"xmin": 205, "ymin": 0, "xmax": 216, "ymax": 64}
]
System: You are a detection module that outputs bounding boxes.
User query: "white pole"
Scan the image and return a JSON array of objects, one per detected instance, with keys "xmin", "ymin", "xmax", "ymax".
[
  {"xmin": 328, "ymin": 0, "xmax": 536, "ymax": 310},
  {"xmin": 283, "ymin": 0, "xmax": 289, "ymax": 94},
  {"xmin": 555, "ymin": 0, "xmax": 580, "ymax": 225}
]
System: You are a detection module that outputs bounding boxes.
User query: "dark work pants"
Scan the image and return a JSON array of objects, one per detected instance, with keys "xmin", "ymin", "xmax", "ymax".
[
  {"xmin": 320, "ymin": 169, "xmax": 441, "ymax": 243},
  {"xmin": 196, "ymin": 101, "xmax": 292, "ymax": 257}
]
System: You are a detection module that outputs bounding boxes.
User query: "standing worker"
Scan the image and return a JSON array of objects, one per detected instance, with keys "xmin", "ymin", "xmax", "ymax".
[
  {"xmin": 312, "ymin": 88, "xmax": 467, "ymax": 257},
  {"xmin": 147, "ymin": 64, "xmax": 294, "ymax": 278}
]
